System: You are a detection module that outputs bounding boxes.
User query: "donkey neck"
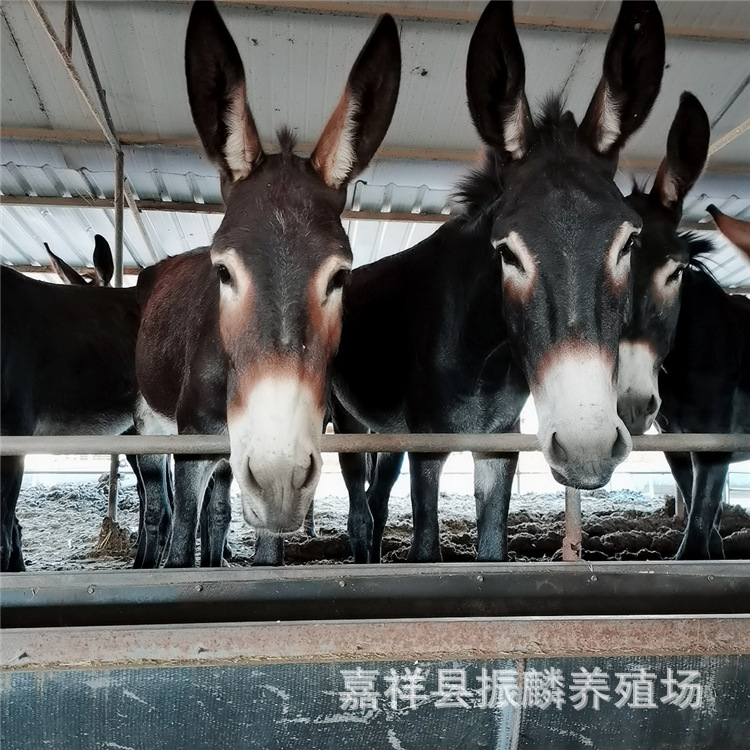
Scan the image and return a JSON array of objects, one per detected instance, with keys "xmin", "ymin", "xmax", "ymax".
[{"xmin": 663, "ymin": 266, "xmax": 745, "ymax": 400}]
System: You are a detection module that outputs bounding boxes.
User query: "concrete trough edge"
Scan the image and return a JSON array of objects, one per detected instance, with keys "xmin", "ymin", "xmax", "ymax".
[{"xmin": 2, "ymin": 614, "xmax": 749, "ymax": 671}]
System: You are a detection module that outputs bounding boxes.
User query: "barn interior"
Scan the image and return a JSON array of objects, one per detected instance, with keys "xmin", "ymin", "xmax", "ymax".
[{"xmin": 1, "ymin": 3, "xmax": 749, "ymax": 748}]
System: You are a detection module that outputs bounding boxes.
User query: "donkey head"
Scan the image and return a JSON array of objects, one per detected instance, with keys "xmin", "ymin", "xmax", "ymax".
[
  {"xmin": 185, "ymin": 1, "xmax": 400, "ymax": 532},
  {"xmin": 466, "ymin": 1, "xmax": 665, "ymax": 488},
  {"xmin": 619, "ymin": 92, "xmax": 710, "ymax": 434},
  {"xmin": 46, "ymin": 235, "xmax": 114, "ymax": 287}
]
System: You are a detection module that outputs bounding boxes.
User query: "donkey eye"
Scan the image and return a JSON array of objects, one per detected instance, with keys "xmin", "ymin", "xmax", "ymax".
[
  {"xmin": 215, "ymin": 264, "xmax": 231, "ymax": 285},
  {"xmin": 667, "ymin": 265, "xmax": 685, "ymax": 284},
  {"xmin": 497, "ymin": 243, "xmax": 523, "ymax": 271},
  {"xmin": 619, "ymin": 234, "xmax": 637, "ymax": 261},
  {"xmin": 326, "ymin": 268, "xmax": 350, "ymax": 296}
]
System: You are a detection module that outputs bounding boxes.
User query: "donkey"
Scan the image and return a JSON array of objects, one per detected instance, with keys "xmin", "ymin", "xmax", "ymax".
[
  {"xmin": 0, "ymin": 265, "xmax": 141, "ymax": 571},
  {"xmin": 44, "ymin": 237, "xmax": 204, "ymax": 566},
  {"xmin": 619, "ymin": 93, "xmax": 750, "ymax": 559},
  {"xmin": 134, "ymin": 0, "xmax": 401, "ymax": 567},
  {"xmin": 46, "ymin": 234, "xmax": 115, "ymax": 287},
  {"xmin": 660, "ymin": 209, "xmax": 750, "ymax": 560},
  {"xmin": 327, "ymin": 0, "xmax": 665, "ymax": 564},
  {"xmin": 618, "ymin": 92, "xmax": 711, "ymax": 435}
]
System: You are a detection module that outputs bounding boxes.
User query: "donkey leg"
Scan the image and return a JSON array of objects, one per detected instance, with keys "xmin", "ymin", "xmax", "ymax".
[
  {"xmin": 133, "ymin": 453, "xmax": 172, "ymax": 568},
  {"xmin": 253, "ymin": 529, "xmax": 285, "ymax": 566},
  {"xmin": 340, "ymin": 450, "xmax": 372, "ymax": 563},
  {"xmin": 199, "ymin": 476, "xmax": 233, "ymax": 561},
  {"xmin": 303, "ymin": 500, "xmax": 316, "ymax": 539},
  {"xmin": 676, "ymin": 453, "xmax": 730, "ymax": 560},
  {"xmin": 164, "ymin": 456, "xmax": 217, "ymax": 568},
  {"xmin": 126, "ymin": 453, "xmax": 145, "ymax": 549},
  {"xmin": 407, "ymin": 452, "xmax": 447, "ymax": 563},
  {"xmin": 664, "ymin": 451, "xmax": 694, "ymax": 517},
  {"xmin": 1, "ymin": 455, "xmax": 25, "ymax": 572},
  {"xmin": 332, "ymin": 403, "xmax": 372, "ymax": 563},
  {"xmin": 473, "ymin": 451, "xmax": 518, "ymax": 562},
  {"xmin": 10, "ymin": 516, "xmax": 24, "ymax": 572},
  {"xmin": 367, "ymin": 451, "xmax": 404, "ymax": 563},
  {"xmin": 200, "ymin": 461, "xmax": 233, "ymax": 567}
]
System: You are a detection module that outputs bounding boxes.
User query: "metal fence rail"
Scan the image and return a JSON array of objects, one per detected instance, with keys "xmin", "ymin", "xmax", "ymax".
[
  {"xmin": 2, "ymin": 432, "xmax": 750, "ymax": 455},
  {"xmin": 3, "ymin": 432, "xmax": 747, "ymax": 564}
]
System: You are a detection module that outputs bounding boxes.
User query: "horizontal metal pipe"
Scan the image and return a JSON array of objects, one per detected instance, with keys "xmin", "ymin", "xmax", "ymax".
[
  {"xmin": 3, "ymin": 128, "xmax": 750, "ymax": 176},
  {"xmin": 3, "ymin": 614, "xmax": 749, "ymax": 670},
  {"xmin": 0, "ymin": 194, "xmax": 729, "ymax": 233},
  {"xmin": 2, "ymin": 562, "xmax": 749, "ymax": 635},
  {"xmin": 1, "ymin": 433, "xmax": 749, "ymax": 456}
]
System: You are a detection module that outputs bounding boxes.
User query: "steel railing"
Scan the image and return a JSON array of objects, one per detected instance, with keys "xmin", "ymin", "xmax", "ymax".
[
  {"xmin": 2, "ymin": 432, "xmax": 748, "ymax": 563},
  {"xmin": 2, "ymin": 432, "xmax": 749, "ymax": 455}
]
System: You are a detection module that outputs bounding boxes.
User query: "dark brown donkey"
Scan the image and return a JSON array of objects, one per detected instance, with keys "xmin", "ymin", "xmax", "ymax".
[{"xmin": 134, "ymin": 1, "xmax": 401, "ymax": 567}]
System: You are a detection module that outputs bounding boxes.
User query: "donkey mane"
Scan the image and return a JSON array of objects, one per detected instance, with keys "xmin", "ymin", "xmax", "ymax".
[
  {"xmin": 453, "ymin": 95, "xmax": 579, "ymax": 222},
  {"xmin": 276, "ymin": 127, "xmax": 297, "ymax": 157},
  {"xmin": 681, "ymin": 232, "xmax": 725, "ymax": 290}
]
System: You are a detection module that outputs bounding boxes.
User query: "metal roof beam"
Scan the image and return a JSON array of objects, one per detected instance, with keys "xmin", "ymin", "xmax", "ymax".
[
  {"xmin": 3, "ymin": 127, "xmax": 750, "ymax": 176},
  {"xmin": 0, "ymin": 193, "xmax": 450, "ymax": 223},
  {"xmin": 219, "ymin": 1, "xmax": 750, "ymax": 43},
  {"xmin": 709, "ymin": 117, "xmax": 750, "ymax": 157},
  {"xmin": 26, "ymin": 0, "xmax": 119, "ymax": 153},
  {"xmin": 0, "ymin": 193, "xmax": 719, "ymax": 234}
]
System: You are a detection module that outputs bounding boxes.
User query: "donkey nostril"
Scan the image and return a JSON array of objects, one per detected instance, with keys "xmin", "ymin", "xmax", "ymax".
[
  {"xmin": 549, "ymin": 432, "xmax": 568, "ymax": 464},
  {"xmin": 301, "ymin": 453, "xmax": 318, "ymax": 491},
  {"xmin": 611, "ymin": 426, "xmax": 630, "ymax": 462},
  {"xmin": 292, "ymin": 453, "xmax": 318, "ymax": 491},
  {"xmin": 647, "ymin": 395, "xmax": 658, "ymax": 416},
  {"xmin": 245, "ymin": 463, "xmax": 262, "ymax": 495}
]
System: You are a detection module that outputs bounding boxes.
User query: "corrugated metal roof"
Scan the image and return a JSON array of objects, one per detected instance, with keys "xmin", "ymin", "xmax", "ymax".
[{"xmin": 1, "ymin": 1, "xmax": 748, "ymax": 285}]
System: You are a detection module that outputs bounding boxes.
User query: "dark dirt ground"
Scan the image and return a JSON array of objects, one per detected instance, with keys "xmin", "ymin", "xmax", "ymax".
[{"xmin": 13, "ymin": 479, "xmax": 750, "ymax": 571}]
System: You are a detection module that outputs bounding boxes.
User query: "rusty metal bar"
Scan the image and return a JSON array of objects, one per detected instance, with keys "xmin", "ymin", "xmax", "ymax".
[
  {"xmin": 3, "ymin": 614, "xmax": 749, "ymax": 670},
  {"xmin": 562, "ymin": 487, "xmax": 582, "ymax": 562},
  {"xmin": 2, "ymin": 433, "xmax": 750, "ymax": 457}
]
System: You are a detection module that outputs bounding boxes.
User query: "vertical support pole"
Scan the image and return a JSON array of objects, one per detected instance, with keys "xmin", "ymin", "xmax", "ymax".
[
  {"xmin": 107, "ymin": 149, "xmax": 125, "ymax": 522},
  {"xmin": 562, "ymin": 487, "xmax": 582, "ymax": 562},
  {"xmin": 674, "ymin": 486, "xmax": 686, "ymax": 520},
  {"xmin": 113, "ymin": 149, "xmax": 124, "ymax": 287},
  {"xmin": 107, "ymin": 455, "xmax": 119, "ymax": 523}
]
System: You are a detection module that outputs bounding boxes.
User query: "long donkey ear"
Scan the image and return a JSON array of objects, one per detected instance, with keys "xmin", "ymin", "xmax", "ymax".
[
  {"xmin": 652, "ymin": 92, "xmax": 709, "ymax": 210},
  {"xmin": 465, "ymin": 1, "xmax": 535, "ymax": 161},
  {"xmin": 708, "ymin": 205, "xmax": 750, "ymax": 257},
  {"xmin": 45, "ymin": 243, "xmax": 88, "ymax": 286},
  {"xmin": 185, "ymin": 1, "xmax": 263, "ymax": 187},
  {"xmin": 580, "ymin": 1, "xmax": 665, "ymax": 160},
  {"xmin": 311, "ymin": 15, "xmax": 401, "ymax": 189},
  {"xmin": 92, "ymin": 234, "xmax": 114, "ymax": 287}
]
